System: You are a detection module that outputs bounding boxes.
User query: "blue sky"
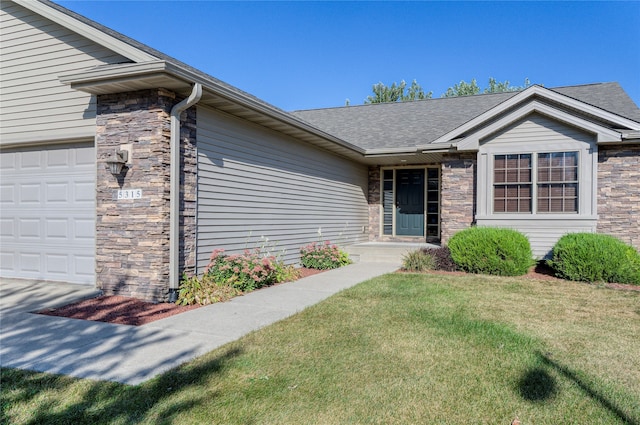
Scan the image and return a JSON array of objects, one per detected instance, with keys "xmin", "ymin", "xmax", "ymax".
[{"xmin": 57, "ymin": 1, "xmax": 640, "ymax": 111}]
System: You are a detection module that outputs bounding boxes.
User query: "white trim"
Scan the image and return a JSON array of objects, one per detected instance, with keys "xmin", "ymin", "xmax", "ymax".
[
  {"xmin": 379, "ymin": 166, "xmax": 441, "ymax": 239},
  {"xmin": 425, "ymin": 85, "xmax": 640, "ymax": 147},
  {"xmin": 13, "ymin": 0, "xmax": 157, "ymax": 63},
  {"xmin": 456, "ymin": 100, "xmax": 621, "ymax": 151}
]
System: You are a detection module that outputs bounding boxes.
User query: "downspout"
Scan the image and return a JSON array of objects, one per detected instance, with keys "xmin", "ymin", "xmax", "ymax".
[{"xmin": 168, "ymin": 83, "xmax": 202, "ymax": 302}]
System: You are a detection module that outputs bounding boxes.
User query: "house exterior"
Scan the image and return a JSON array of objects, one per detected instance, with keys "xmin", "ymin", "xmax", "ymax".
[{"xmin": 2, "ymin": 0, "xmax": 639, "ymax": 302}]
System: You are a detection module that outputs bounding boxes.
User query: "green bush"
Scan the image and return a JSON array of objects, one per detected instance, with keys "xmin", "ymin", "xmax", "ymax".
[
  {"xmin": 300, "ymin": 241, "xmax": 352, "ymax": 270},
  {"xmin": 177, "ymin": 247, "xmax": 300, "ymax": 305},
  {"xmin": 402, "ymin": 250, "xmax": 436, "ymax": 272},
  {"xmin": 547, "ymin": 233, "xmax": 640, "ymax": 285},
  {"xmin": 177, "ymin": 274, "xmax": 242, "ymax": 306},
  {"xmin": 448, "ymin": 227, "xmax": 535, "ymax": 276}
]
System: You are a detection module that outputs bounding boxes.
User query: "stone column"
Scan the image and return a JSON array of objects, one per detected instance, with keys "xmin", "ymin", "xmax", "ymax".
[
  {"xmin": 367, "ymin": 166, "xmax": 381, "ymax": 241},
  {"xmin": 440, "ymin": 153, "xmax": 476, "ymax": 244},
  {"xmin": 95, "ymin": 89, "xmax": 196, "ymax": 302},
  {"xmin": 597, "ymin": 145, "xmax": 640, "ymax": 250}
]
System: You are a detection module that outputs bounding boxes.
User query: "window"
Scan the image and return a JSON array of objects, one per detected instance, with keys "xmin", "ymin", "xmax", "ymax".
[
  {"xmin": 493, "ymin": 151, "xmax": 578, "ymax": 214},
  {"xmin": 493, "ymin": 154, "xmax": 532, "ymax": 213}
]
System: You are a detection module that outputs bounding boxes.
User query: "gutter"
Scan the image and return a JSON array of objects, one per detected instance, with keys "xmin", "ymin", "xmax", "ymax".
[{"xmin": 168, "ymin": 83, "xmax": 202, "ymax": 302}]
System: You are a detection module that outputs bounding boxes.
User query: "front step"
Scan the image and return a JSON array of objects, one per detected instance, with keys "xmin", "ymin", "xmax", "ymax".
[{"xmin": 345, "ymin": 242, "xmax": 439, "ymax": 264}]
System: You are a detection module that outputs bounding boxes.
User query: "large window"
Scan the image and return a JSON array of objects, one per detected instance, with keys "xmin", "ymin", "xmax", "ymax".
[{"xmin": 493, "ymin": 151, "xmax": 578, "ymax": 214}]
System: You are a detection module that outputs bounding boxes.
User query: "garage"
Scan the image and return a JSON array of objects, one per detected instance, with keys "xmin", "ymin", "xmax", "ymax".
[{"xmin": 0, "ymin": 142, "xmax": 96, "ymax": 284}]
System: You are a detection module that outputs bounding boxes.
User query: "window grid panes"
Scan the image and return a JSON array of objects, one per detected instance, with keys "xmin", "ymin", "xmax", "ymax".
[
  {"xmin": 382, "ymin": 170, "xmax": 393, "ymax": 235},
  {"xmin": 493, "ymin": 151, "xmax": 579, "ymax": 214},
  {"xmin": 537, "ymin": 152, "xmax": 578, "ymax": 213},
  {"xmin": 493, "ymin": 154, "xmax": 532, "ymax": 213}
]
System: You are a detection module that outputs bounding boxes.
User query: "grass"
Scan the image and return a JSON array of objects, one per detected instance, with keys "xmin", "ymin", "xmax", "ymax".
[{"xmin": 2, "ymin": 273, "xmax": 639, "ymax": 424}]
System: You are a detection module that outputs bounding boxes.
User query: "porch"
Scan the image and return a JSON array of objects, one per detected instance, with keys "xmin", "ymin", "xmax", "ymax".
[{"xmin": 345, "ymin": 242, "xmax": 440, "ymax": 264}]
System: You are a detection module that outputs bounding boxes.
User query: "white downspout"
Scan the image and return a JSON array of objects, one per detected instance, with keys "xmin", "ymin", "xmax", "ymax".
[{"xmin": 169, "ymin": 83, "xmax": 202, "ymax": 302}]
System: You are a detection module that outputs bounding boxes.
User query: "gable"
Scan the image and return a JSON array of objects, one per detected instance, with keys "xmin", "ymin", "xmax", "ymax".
[
  {"xmin": 481, "ymin": 113, "xmax": 595, "ymax": 151},
  {"xmin": 0, "ymin": 1, "xmax": 131, "ymax": 146}
]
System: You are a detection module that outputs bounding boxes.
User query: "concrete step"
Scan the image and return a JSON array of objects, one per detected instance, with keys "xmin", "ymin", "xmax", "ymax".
[{"xmin": 345, "ymin": 242, "xmax": 439, "ymax": 264}]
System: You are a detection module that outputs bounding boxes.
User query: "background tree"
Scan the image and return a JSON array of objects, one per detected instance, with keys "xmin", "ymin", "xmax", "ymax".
[
  {"xmin": 443, "ymin": 77, "xmax": 532, "ymax": 97},
  {"xmin": 362, "ymin": 77, "xmax": 534, "ymax": 104},
  {"xmin": 364, "ymin": 79, "xmax": 433, "ymax": 104}
]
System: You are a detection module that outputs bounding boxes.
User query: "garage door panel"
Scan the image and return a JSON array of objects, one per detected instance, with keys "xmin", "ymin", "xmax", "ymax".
[{"xmin": 0, "ymin": 142, "xmax": 95, "ymax": 284}]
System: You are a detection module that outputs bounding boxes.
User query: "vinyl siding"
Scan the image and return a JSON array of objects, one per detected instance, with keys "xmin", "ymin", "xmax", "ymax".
[
  {"xmin": 476, "ymin": 113, "xmax": 598, "ymax": 258},
  {"xmin": 0, "ymin": 1, "xmax": 131, "ymax": 146},
  {"xmin": 196, "ymin": 106, "xmax": 369, "ymax": 269}
]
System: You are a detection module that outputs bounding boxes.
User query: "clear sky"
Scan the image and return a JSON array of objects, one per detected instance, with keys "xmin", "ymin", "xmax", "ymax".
[{"xmin": 57, "ymin": 1, "xmax": 640, "ymax": 111}]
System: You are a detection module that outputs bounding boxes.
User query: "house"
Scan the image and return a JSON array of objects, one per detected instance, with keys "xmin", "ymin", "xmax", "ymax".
[{"xmin": 1, "ymin": 0, "xmax": 639, "ymax": 302}]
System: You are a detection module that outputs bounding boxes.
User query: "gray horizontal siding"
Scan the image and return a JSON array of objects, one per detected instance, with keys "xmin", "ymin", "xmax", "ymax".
[
  {"xmin": 196, "ymin": 105, "xmax": 369, "ymax": 269},
  {"xmin": 476, "ymin": 217, "xmax": 597, "ymax": 259},
  {"xmin": 0, "ymin": 1, "xmax": 130, "ymax": 145},
  {"xmin": 477, "ymin": 113, "xmax": 598, "ymax": 258}
]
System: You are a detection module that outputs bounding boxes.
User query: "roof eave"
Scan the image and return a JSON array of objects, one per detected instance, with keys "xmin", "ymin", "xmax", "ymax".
[{"xmin": 60, "ymin": 61, "xmax": 367, "ymax": 161}]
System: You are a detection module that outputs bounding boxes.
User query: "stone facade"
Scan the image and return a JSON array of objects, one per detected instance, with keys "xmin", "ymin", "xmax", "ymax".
[
  {"xmin": 367, "ymin": 166, "xmax": 381, "ymax": 241},
  {"xmin": 440, "ymin": 153, "xmax": 476, "ymax": 244},
  {"xmin": 597, "ymin": 144, "xmax": 640, "ymax": 250},
  {"xmin": 95, "ymin": 89, "xmax": 197, "ymax": 302}
]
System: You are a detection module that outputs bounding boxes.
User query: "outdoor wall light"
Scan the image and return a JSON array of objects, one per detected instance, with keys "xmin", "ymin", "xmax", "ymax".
[{"xmin": 105, "ymin": 149, "xmax": 129, "ymax": 176}]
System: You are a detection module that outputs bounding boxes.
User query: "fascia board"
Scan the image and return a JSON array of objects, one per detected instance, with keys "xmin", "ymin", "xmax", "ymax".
[
  {"xmin": 364, "ymin": 147, "xmax": 420, "ymax": 155},
  {"xmin": 456, "ymin": 100, "xmax": 622, "ymax": 151},
  {"xmin": 60, "ymin": 61, "xmax": 366, "ymax": 156},
  {"xmin": 426, "ymin": 85, "xmax": 640, "ymax": 147},
  {"xmin": 59, "ymin": 61, "xmax": 176, "ymax": 86},
  {"xmin": 14, "ymin": 0, "xmax": 157, "ymax": 63}
]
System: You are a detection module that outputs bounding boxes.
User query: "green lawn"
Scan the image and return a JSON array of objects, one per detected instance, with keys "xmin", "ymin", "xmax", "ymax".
[{"xmin": 2, "ymin": 273, "xmax": 639, "ymax": 424}]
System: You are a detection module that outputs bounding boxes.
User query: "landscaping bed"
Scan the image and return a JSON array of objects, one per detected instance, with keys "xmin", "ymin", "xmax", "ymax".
[{"xmin": 37, "ymin": 268, "xmax": 326, "ymax": 326}]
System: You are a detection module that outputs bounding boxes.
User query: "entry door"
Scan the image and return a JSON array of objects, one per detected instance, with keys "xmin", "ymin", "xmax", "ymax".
[{"xmin": 395, "ymin": 169, "xmax": 425, "ymax": 236}]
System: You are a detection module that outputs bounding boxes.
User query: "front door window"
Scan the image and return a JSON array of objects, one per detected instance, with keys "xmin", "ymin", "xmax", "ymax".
[
  {"xmin": 381, "ymin": 167, "xmax": 440, "ymax": 240},
  {"xmin": 396, "ymin": 169, "xmax": 425, "ymax": 236}
]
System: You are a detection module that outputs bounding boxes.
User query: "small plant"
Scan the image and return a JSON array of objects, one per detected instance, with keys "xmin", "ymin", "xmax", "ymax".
[
  {"xmin": 548, "ymin": 233, "xmax": 640, "ymax": 285},
  {"xmin": 300, "ymin": 241, "xmax": 352, "ymax": 270},
  {"xmin": 448, "ymin": 227, "xmax": 535, "ymax": 276},
  {"xmin": 177, "ymin": 246, "xmax": 299, "ymax": 305},
  {"xmin": 422, "ymin": 246, "xmax": 458, "ymax": 272},
  {"xmin": 402, "ymin": 250, "xmax": 436, "ymax": 272},
  {"xmin": 177, "ymin": 274, "xmax": 242, "ymax": 306}
]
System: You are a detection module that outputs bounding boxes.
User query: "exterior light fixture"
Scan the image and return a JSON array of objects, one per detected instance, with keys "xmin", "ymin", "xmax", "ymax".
[{"xmin": 105, "ymin": 149, "xmax": 128, "ymax": 176}]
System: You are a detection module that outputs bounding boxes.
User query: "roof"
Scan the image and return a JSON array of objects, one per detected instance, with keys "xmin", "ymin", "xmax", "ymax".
[
  {"xmin": 292, "ymin": 82, "xmax": 640, "ymax": 151},
  {"xmin": 17, "ymin": 1, "xmax": 640, "ymax": 161},
  {"xmin": 20, "ymin": 0, "xmax": 366, "ymax": 162}
]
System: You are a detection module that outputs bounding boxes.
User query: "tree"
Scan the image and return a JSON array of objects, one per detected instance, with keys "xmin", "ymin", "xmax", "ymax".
[
  {"xmin": 442, "ymin": 79, "xmax": 481, "ymax": 97},
  {"xmin": 442, "ymin": 77, "xmax": 532, "ymax": 97},
  {"xmin": 364, "ymin": 79, "xmax": 433, "ymax": 104}
]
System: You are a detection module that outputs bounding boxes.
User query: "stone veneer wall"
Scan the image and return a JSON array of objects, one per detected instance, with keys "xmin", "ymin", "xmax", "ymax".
[
  {"xmin": 95, "ymin": 88, "xmax": 197, "ymax": 302},
  {"xmin": 367, "ymin": 166, "xmax": 381, "ymax": 241},
  {"xmin": 440, "ymin": 153, "xmax": 476, "ymax": 244},
  {"xmin": 597, "ymin": 144, "xmax": 640, "ymax": 250}
]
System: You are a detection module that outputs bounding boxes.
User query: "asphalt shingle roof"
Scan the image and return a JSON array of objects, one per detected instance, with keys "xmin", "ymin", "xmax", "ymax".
[{"xmin": 292, "ymin": 83, "xmax": 640, "ymax": 151}]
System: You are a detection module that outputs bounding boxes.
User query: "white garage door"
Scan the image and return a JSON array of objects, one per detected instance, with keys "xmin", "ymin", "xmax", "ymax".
[{"xmin": 0, "ymin": 143, "xmax": 95, "ymax": 284}]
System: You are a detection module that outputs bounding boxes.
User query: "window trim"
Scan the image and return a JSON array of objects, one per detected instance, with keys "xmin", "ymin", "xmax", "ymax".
[
  {"xmin": 492, "ymin": 151, "xmax": 580, "ymax": 215},
  {"xmin": 476, "ymin": 139, "xmax": 597, "ymax": 221}
]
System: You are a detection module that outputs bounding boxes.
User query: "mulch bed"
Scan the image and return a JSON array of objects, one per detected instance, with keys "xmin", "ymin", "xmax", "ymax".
[
  {"xmin": 36, "ymin": 266, "xmax": 638, "ymax": 327},
  {"xmin": 36, "ymin": 267, "xmax": 327, "ymax": 326}
]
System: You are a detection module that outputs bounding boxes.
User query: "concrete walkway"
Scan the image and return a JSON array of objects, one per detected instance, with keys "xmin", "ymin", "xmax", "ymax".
[{"xmin": 0, "ymin": 261, "xmax": 399, "ymax": 385}]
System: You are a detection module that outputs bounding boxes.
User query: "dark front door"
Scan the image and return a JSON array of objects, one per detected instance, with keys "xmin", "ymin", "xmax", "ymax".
[{"xmin": 395, "ymin": 169, "xmax": 425, "ymax": 236}]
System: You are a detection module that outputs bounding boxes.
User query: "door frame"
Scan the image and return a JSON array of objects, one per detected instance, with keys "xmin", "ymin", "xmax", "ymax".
[{"xmin": 380, "ymin": 166, "xmax": 441, "ymax": 240}]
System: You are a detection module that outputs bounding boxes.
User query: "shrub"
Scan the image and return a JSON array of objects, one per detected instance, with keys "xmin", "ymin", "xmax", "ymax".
[
  {"xmin": 547, "ymin": 233, "xmax": 640, "ymax": 285},
  {"xmin": 203, "ymin": 248, "xmax": 283, "ymax": 292},
  {"xmin": 448, "ymin": 227, "xmax": 535, "ymax": 276},
  {"xmin": 402, "ymin": 250, "xmax": 436, "ymax": 272},
  {"xmin": 300, "ymin": 241, "xmax": 352, "ymax": 270},
  {"xmin": 177, "ymin": 274, "xmax": 242, "ymax": 306},
  {"xmin": 422, "ymin": 246, "xmax": 458, "ymax": 272}
]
